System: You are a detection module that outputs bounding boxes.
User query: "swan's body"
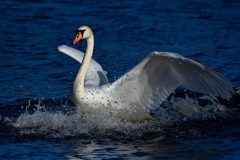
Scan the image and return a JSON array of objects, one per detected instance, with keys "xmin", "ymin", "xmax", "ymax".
[{"xmin": 58, "ymin": 26, "xmax": 233, "ymax": 119}]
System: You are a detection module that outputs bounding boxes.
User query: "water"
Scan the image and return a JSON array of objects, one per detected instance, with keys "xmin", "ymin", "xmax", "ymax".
[{"xmin": 0, "ymin": 0, "xmax": 240, "ymax": 159}]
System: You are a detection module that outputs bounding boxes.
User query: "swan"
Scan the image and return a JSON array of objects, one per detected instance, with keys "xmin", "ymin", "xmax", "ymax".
[{"xmin": 58, "ymin": 26, "xmax": 233, "ymax": 118}]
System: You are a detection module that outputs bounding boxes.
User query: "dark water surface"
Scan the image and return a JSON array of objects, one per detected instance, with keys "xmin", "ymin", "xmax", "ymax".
[{"xmin": 0, "ymin": 0, "xmax": 240, "ymax": 159}]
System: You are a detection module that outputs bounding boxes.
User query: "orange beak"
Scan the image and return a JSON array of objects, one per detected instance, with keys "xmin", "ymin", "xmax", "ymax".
[{"xmin": 72, "ymin": 33, "xmax": 83, "ymax": 45}]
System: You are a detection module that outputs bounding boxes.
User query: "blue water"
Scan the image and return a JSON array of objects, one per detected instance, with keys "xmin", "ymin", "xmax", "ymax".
[{"xmin": 0, "ymin": 0, "xmax": 240, "ymax": 159}]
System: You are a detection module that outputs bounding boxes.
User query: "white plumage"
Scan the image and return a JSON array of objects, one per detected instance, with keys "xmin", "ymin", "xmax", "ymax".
[{"xmin": 58, "ymin": 26, "xmax": 233, "ymax": 119}]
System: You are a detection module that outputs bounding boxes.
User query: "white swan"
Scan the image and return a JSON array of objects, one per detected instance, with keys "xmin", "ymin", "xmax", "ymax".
[{"xmin": 58, "ymin": 26, "xmax": 233, "ymax": 117}]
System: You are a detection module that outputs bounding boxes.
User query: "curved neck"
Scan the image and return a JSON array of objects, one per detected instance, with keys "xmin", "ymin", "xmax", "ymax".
[{"xmin": 74, "ymin": 34, "xmax": 94, "ymax": 96}]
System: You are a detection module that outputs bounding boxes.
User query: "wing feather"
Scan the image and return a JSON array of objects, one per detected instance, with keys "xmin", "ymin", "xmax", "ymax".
[
  {"xmin": 58, "ymin": 45, "xmax": 108, "ymax": 86},
  {"xmin": 109, "ymin": 52, "xmax": 233, "ymax": 109}
]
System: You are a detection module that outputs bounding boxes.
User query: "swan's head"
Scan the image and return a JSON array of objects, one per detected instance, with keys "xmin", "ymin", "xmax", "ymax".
[{"xmin": 72, "ymin": 26, "xmax": 93, "ymax": 45}]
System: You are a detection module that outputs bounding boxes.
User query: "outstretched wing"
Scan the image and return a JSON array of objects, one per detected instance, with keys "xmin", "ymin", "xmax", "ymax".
[
  {"xmin": 58, "ymin": 45, "xmax": 108, "ymax": 86},
  {"xmin": 109, "ymin": 52, "xmax": 233, "ymax": 109}
]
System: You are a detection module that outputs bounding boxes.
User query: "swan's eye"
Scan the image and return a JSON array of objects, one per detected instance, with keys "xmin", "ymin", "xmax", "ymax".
[
  {"xmin": 80, "ymin": 29, "xmax": 86, "ymax": 35},
  {"xmin": 76, "ymin": 29, "xmax": 86, "ymax": 36},
  {"xmin": 76, "ymin": 29, "xmax": 86, "ymax": 35}
]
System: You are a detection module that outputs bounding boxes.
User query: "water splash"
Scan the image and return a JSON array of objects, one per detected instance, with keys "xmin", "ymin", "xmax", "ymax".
[{"xmin": 8, "ymin": 92, "xmax": 238, "ymax": 139}]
